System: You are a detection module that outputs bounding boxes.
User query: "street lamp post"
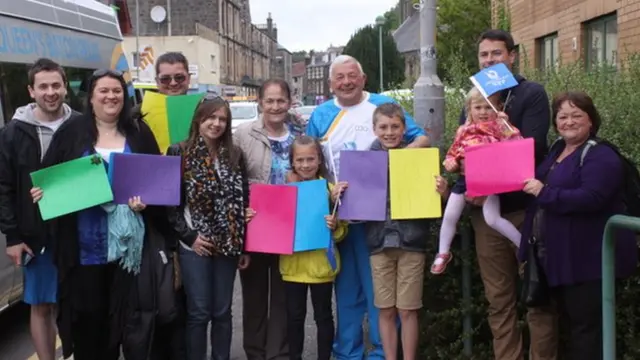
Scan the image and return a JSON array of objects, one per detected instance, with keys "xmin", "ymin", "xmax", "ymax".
[
  {"xmin": 413, "ymin": 0, "xmax": 445, "ymax": 147},
  {"xmin": 413, "ymin": 0, "xmax": 472, "ymax": 357},
  {"xmin": 375, "ymin": 16, "xmax": 385, "ymax": 93}
]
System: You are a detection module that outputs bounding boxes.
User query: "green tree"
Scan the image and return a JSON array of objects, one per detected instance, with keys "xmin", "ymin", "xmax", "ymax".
[
  {"xmin": 435, "ymin": 0, "xmax": 492, "ymax": 80},
  {"xmin": 382, "ymin": 8, "xmax": 400, "ymax": 31},
  {"xmin": 291, "ymin": 50, "xmax": 308, "ymax": 63},
  {"xmin": 342, "ymin": 25, "xmax": 405, "ymax": 93}
]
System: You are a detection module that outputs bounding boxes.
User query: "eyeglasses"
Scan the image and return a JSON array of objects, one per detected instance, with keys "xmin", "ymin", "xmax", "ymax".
[
  {"xmin": 92, "ymin": 69, "xmax": 123, "ymax": 78},
  {"xmin": 199, "ymin": 92, "xmax": 228, "ymax": 105},
  {"xmin": 157, "ymin": 74, "xmax": 188, "ymax": 85}
]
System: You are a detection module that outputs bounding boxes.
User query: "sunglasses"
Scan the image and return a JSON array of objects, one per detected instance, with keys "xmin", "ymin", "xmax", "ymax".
[
  {"xmin": 92, "ymin": 69, "xmax": 123, "ymax": 78},
  {"xmin": 199, "ymin": 93, "xmax": 228, "ymax": 105},
  {"xmin": 157, "ymin": 74, "xmax": 188, "ymax": 85}
]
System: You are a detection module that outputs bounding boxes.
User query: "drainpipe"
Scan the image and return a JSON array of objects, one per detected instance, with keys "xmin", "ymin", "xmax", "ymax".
[{"xmin": 166, "ymin": 0, "xmax": 172, "ymax": 36}]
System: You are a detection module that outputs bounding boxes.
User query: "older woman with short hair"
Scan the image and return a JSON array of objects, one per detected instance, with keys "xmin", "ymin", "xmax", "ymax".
[
  {"xmin": 521, "ymin": 91, "xmax": 637, "ymax": 360},
  {"xmin": 233, "ymin": 78, "xmax": 305, "ymax": 360}
]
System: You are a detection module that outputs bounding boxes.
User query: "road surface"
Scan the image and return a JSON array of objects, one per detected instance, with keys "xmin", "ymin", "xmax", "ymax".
[{"xmin": 0, "ymin": 274, "xmax": 319, "ymax": 359}]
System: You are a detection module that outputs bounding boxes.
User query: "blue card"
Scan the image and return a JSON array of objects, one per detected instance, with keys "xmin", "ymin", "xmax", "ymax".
[{"xmin": 292, "ymin": 179, "xmax": 331, "ymax": 252}]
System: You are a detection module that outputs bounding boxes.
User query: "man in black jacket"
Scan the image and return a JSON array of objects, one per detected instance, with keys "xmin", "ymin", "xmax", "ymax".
[
  {"xmin": 0, "ymin": 58, "xmax": 76, "ymax": 360},
  {"xmin": 460, "ymin": 30, "xmax": 557, "ymax": 360}
]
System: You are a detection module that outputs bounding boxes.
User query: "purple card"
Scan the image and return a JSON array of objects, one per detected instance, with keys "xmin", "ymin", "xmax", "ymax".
[
  {"xmin": 338, "ymin": 150, "xmax": 388, "ymax": 221},
  {"xmin": 110, "ymin": 153, "xmax": 181, "ymax": 206}
]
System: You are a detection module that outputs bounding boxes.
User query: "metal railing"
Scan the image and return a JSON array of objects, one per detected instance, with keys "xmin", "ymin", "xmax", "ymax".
[{"xmin": 602, "ymin": 214, "xmax": 640, "ymax": 360}]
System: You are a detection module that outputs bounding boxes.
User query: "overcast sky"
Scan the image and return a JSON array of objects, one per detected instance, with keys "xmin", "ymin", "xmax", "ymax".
[{"xmin": 250, "ymin": 0, "xmax": 399, "ymax": 52}]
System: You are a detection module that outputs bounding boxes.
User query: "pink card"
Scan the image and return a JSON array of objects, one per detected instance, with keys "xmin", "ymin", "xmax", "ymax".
[
  {"xmin": 465, "ymin": 138, "xmax": 535, "ymax": 197},
  {"xmin": 245, "ymin": 184, "xmax": 297, "ymax": 255}
]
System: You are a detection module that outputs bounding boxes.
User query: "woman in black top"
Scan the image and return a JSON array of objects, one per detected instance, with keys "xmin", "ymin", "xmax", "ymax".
[{"xmin": 31, "ymin": 70, "xmax": 178, "ymax": 360}]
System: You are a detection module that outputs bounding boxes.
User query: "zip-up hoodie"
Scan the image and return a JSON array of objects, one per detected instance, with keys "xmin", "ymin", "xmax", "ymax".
[
  {"xmin": 0, "ymin": 103, "xmax": 75, "ymax": 249},
  {"xmin": 12, "ymin": 103, "xmax": 74, "ymax": 159}
]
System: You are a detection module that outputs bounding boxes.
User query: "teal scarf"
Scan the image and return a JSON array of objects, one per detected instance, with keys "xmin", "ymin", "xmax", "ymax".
[{"xmin": 101, "ymin": 203, "xmax": 145, "ymax": 274}]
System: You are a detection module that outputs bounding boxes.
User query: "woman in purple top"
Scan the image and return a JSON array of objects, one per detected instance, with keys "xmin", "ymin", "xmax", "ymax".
[{"xmin": 521, "ymin": 91, "xmax": 637, "ymax": 360}]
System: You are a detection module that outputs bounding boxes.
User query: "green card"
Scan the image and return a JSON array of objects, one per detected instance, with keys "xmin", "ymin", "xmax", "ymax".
[
  {"xmin": 30, "ymin": 155, "xmax": 114, "ymax": 221},
  {"xmin": 166, "ymin": 93, "xmax": 205, "ymax": 143}
]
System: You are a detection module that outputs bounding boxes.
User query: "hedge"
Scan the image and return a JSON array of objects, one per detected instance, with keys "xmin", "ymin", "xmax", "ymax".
[{"xmin": 389, "ymin": 54, "xmax": 640, "ymax": 359}]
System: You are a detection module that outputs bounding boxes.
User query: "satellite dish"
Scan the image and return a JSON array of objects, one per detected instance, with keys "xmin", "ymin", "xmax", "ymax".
[{"xmin": 150, "ymin": 6, "xmax": 167, "ymax": 23}]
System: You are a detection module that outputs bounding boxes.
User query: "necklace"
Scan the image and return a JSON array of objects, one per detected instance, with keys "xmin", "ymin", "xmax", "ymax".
[
  {"xmin": 96, "ymin": 117, "xmax": 118, "ymax": 137},
  {"xmin": 99, "ymin": 127, "xmax": 118, "ymax": 137}
]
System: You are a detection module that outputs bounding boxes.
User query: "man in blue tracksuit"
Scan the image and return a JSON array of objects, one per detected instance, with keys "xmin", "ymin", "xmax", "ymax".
[{"xmin": 306, "ymin": 54, "xmax": 429, "ymax": 359}]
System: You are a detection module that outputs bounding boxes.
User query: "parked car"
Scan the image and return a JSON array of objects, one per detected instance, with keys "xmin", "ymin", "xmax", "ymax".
[{"xmin": 230, "ymin": 102, "xmax": 259, "ymax": 132}]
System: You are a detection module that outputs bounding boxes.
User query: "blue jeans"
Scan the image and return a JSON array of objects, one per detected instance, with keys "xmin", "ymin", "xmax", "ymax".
[{"xmin": 179, "ymin": 246, "xmax": 238, "ymax": 360}]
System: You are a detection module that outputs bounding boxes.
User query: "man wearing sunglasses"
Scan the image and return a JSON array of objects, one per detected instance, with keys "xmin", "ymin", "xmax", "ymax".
[
  {"xmin": 132, "ymin": 52, "xmax": 191, "ymax": 118},
  {"xmin": 154, "ymin": 52, "xmax": 191, "ymax": 96}
]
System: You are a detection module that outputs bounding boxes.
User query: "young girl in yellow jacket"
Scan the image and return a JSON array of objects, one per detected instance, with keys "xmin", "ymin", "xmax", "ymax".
[{"xmin": 281, "ymin": 135, "xmax": 347, "ymax": 360}]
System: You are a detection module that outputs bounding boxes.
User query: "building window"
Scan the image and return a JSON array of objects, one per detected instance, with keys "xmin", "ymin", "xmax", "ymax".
[
  {"xmin": 537, "ymin": 33, "xmax": 558, "ymax": 70},
  {"xmin": 210, "ymin": 55, "xmax": 216, "ymax": 73},
  {"xmin": 584, "ymin": 13, "xmax": 618, "ymax": 69}
]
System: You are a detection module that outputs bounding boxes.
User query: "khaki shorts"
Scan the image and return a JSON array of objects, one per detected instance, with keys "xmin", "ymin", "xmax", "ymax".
[{"xmin": 370, "ymin": 248, "xmax": 426, "ymax": 310}]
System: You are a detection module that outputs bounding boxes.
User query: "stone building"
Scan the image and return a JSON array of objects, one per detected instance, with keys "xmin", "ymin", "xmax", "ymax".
[
  {"xmin": 255, "ymin": 13, "xmax": 280, "ymax": 82},
  {"xmin": 121, "ymin": 0, "xmax": 279, "ymax": 96},
  {"xmin": 291, "ymin": 61, "xmax": 307, "ymax": 104},
  {"xmin": 305, "ymin": 46, "xmax": 343, "ymax": 105},
  {"xmin": 275, "ymin": 45, "xmax": 293, "ymax": 86}
]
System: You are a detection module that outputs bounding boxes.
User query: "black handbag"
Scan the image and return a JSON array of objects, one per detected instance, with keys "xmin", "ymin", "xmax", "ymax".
[
  {"xmin": 521, "ymin": 209, "xmax": 550, "ymax": 307},
  {"xmin": 522, "ymin": 236, "xmax": 550, "ymax": 307}
]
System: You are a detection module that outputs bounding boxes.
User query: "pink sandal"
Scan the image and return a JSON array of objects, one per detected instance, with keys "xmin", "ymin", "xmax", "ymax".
[{"xmin": 430, "ymin": 253, "xmax": 453, "ymax": 275}]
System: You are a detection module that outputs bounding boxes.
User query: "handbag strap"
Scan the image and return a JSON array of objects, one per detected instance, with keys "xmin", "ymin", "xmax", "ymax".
[{"xmin": 529, "ymin": 159, "xmax": 559, "ymax": 246}]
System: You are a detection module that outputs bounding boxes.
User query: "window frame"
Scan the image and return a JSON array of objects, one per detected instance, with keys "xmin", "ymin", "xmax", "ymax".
[
  {"xmin": 537, "ymin": 33, "xmax": 559, "ymax": 71},
  {"xmin": 584, "ymin": 13, "xmax": 618, "ymax": 69}
]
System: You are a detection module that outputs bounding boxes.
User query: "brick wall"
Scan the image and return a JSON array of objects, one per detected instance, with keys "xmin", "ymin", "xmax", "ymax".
[
  {"xmin": 500, "ymin": 0, "xmax": 640, "ymax": 68},
  {"xmin": 127, "ymin": 0, "xmax": 220, "ymax": 37}
]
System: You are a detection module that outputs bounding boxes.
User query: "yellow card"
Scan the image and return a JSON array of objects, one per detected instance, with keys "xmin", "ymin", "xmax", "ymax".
[
  {"xmin": 389, "ymin": 148, "xmax": 442, "ymax": 219},
  {"xmin": 141, "ymin": 91, "xmax": 171, "ymax": 154}
]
